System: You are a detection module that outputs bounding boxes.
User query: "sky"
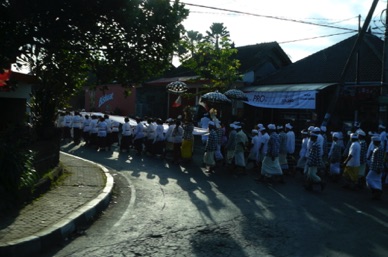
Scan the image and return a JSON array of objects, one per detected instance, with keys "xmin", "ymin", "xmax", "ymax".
[{"xmin": 180, "ymin": 0, "xmax": 388, "ymax": 63}]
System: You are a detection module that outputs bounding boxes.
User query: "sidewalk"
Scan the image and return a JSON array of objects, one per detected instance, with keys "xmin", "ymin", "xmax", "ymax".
[{"xmin": 0, "ymin": 152, "xmax": 114, "ymax": 257}]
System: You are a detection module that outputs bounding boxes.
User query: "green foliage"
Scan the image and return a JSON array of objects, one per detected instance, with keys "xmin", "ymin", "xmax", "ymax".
[
  {"xmin": 0, "ymin": 129, "xmax": 38, "ymax": 195},
  {"xmin": 0, "ymin": 0, "xmax": 189, "ymax": 129},
  {"xmin": 179, "ymin": 23, "xmax": 241, "ymax": 94}
]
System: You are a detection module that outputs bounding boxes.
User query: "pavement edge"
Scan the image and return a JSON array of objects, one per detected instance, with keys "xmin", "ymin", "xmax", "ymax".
[{"xmin": 0, "ymin": 152, "xmax": 114, "ymax": 257}]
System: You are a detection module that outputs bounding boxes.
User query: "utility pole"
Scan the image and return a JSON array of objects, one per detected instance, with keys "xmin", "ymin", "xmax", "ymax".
[
  {"xmin": 321, "ymin": 0, "xmax": 380, "ymax": 127},
  {"xmin": 379, "ymin": 2, "xmax": 388, "ymax": 126}
]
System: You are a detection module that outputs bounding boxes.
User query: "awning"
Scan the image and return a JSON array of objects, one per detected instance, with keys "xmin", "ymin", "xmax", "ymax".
[{"xmin": 243, "ymin": 83, "xmax": 336, "ymax": 109}]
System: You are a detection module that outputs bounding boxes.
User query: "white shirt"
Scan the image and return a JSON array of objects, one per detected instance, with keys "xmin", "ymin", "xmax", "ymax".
[
  {"xmin": 299, "ymin": 137, "xmax": 308, "ymax": 158},
  {"xmin": 260, "ymin": 133, "xmax": 270, "ymax": 155},
  {"xmin": 72, "ymin": 115, "xmax": 83, "ymax": 129},
  {"xmin": 64, "ymin": 115, "xmax": 73, "ymax": 128},
  {"xmin": 286, "ymin": 131, "xmax": 295, "ymax": 154},
  {"xmin": 153, "ymin": 124, "xmax": 165, "ymax": 143},
  {"xmin": 346, "ymin": 141, "xmax": 361, "ymax": 167},
  {"xmin": 133, "ymin": 122, "xmax": 145, "ymax": 140},
  {"xmin": 83, "ymin": 118, "xmax": 91, "ymax": 132},
  {"xmin": 122, "ymin": 122, "xmax": 133, "ymax": 136}
]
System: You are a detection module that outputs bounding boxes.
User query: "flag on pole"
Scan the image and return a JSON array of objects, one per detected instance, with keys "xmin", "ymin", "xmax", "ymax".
[
  {"xmin": 172, "ymin": 95, "xmax": 182, "ymax": 108},
  {"xmin": 0, "ymin": 69, "xmax": 11, "ymax": 87}
]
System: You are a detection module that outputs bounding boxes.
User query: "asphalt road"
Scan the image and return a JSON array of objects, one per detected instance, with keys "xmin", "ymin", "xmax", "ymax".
[{"xmin": 44, "ymin": 140, "xmax": 388, "ymax": 257}]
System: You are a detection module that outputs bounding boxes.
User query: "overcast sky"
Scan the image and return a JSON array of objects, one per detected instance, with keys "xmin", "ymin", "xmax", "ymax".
[{"xmin": 181, "ymin": 0, "xmax": 387, "ymax": 62}]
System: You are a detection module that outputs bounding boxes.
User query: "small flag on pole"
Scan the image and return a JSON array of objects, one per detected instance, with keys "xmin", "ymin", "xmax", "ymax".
[{"xmin": 172, "ymin": 95, "xmax": 182, "ymax": 108}]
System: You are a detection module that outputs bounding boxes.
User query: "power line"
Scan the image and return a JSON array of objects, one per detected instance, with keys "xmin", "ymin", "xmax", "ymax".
[
  {"xmin": 279, "ymin": 31, "xmax": 356, "ymax": 44},
  {"xmin": 180, "ymin": 2, "xmax": 358, "ymax": 32}
]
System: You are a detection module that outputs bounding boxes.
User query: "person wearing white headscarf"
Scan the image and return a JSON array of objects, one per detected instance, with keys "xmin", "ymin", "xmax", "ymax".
[
  {"xmin": 285, "ymin": 123, "xmax": 296, "ymax": 174},
  {"xmin": 328, "ymin": 132, "xmax": 342, "ymax": 181},
  {"xmin": 277, "ymin": 125, "xmax": 288, "ymax": 173},
  {"xmin": 203, "ymin": 121, "xmax": 218, "ymax": 173},
  {"xmin": 296, "ymin": 129, "xmax": 309, "ymax": 174},
  {"xmin": 225, "ymin": 123, "xmax": 237, "ymax": 167},
  {"xmin": 366, "ymin": 136, "xmax": 384, "ymax": 199},
  {"xmin": 260, "ymin": 124, "xmax": 284, "ymax": 183},
  {"xmin": 304, "ymin": 132, "xmax": 326, "ymax": 192},
  {"xmin": 234, "ymin": 124, "xmax": 248, "ymax": 174},
  {"xmin": 342, "ymin": 133, "xmax": 361, "ymax": 189},
  {"xmin": 247, "ymin": 129, "xmax": 260, "ymax": 169}
]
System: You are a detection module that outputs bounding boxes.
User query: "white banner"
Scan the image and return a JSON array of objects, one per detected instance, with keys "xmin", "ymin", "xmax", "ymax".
[{"xmin": 244, "ymin": 90, "xmax": 317, "ymax": 109}]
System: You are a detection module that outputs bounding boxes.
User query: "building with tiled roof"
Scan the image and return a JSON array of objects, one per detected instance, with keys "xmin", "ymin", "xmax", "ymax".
[{"xmin": 243, "ymin": 32, "xmax": 384, "ymax": 132}]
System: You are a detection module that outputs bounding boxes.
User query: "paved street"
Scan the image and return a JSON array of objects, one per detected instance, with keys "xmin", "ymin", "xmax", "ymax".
[{"xmin": 48, "ymin": 139, "xmax": 388, "ymax": 257}]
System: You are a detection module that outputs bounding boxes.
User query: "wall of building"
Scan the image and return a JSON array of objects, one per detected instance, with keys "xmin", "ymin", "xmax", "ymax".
[{"xmin": 84, "ymin": 84, "xmax": 136, "ymax": 116}]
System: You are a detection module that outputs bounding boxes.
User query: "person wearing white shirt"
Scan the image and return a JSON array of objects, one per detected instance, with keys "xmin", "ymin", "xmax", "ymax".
[
  {"xmin": 285, "ymin": 123, "xmax": 296, "ymax": 175},
  {"xmin": 110, "ymin": 119, "xmax": 120, "ymax": 147},
  {"xmin": 120, "ymin": 117, "xmax": 133, "ymax": 152},
  {"xmin": 343, "ymin": 133, "xmax": 361, "ymax": 189},
  {"xmin": 145, "ymin": 118, "xmax": 156, "ymax": 154},
  {"xmin": 153, "ymin": 118, "xmax": 165, "ymax": 156},
  {"xmin": 72, "ymin": 111, "xmax": 83, "ymax": 144},
  {"xmin": 199, "ymin": 113, "xmax": 211, "ymax": 145},
  {"xmin": 247, "ymin": 129, "xmax": 260, "ymax": 169},
  {"xmin": 164, "ymin": 119, "xmax": 175, "ymax": 157},
  {"xmin": 82, "ymin": 114, "xmax": 91, "ymax": 145},
  {"xmin": 133, "ymin": 117, "xmax": 145, "ymax": 155},
  {"xmin": 96, "ymin": 116, "xmax": 109, "ymax": 151},
  {"xmin": 63, "ymin": 111, "xmax": 73, "ymax": 143},
  {"xmin": 172, "ymin": 120, "xmax": 184, "ymax": 164},
  {"xmin": 89, "ymin": 115, "xmax": 99, "ymax": 148},
  {"xmin": 296, "ymin": 129, "xmax": 309, "ymax": 174}
]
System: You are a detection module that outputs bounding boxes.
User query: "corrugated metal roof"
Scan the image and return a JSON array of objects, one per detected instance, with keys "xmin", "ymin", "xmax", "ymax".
[{"xmin": 243, "ymin": 83, "xmax": 337, "ymax": 92}]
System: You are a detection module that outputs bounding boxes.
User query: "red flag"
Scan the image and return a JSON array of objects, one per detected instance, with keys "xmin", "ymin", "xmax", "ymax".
[
  {"xmin": 172, "ymin": 95, "xmax": 182, "ymax": 108},
  {"xmin": 0, "ymin": 69, "xmax": 11, "ymax": 87}
]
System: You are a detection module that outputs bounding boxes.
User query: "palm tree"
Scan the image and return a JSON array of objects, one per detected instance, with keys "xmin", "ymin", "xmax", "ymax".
[
  {"xmin": 186, "ymin": 30, "xmax": 203, "ymax": 55},
  {"xmin": 205, "ymin": 23, "xmax": 230, "ymax": 49}
]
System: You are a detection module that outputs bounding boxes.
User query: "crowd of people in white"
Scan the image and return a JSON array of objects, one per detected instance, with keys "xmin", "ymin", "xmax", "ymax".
[{"xmin": 57, "ymin": 110, "xmax": 388, "ymax": 200}]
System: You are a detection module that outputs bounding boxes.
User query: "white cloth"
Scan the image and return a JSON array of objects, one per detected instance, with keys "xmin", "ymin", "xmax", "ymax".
[
  {"xmin": 90, "ymin": 119, "xmax": 98, "ymax": 134},
  {"xmin": 234, "ymin": 151, "xmax": 246, "ymax": 167},
  {"xmin": 122, "ymin": 122, "xmax": 133, "ymax": 136},
  {"xmin": 366, "ymin": 170, "xmax": 383, "ymax": 190},
  {"xmin": 97, "ymin": 121, "xmax": 108, "ymax": 137},
  {"xmin": 248, "ymin": 135, "xmax": 260, "ymax": 162},
  {"xmin": 329, "ymin": 163, "xmax": 341, "ymax": 175},
  {"xmin": 347, "ymin": 141, "xmax": 361, "ymax": 167},
  {"xmin": 261, "ymin": 156, "xmax": 283, "ymax": 176},
  {"xmin": 203, "ymin": 151, "xmax": 216, "ymax": 167},
  {"xmin": 153, "ymin": 124, "xmax": 165, "ymax": 143},
  {"xmin": 286, "ymin": 131, "xmax": 295, "ymax": 154},
  {"xmin": 260, "ymin": 133, "xmax": 270, "ymax": 156},
  {"xmin": 72, "ymin": 115, "xmax": 83, "ymax": 129},
  {"xmin": 83, "ymin": 118, "xmax": 91, "ymax": 132},
  {"xmin": 133, "ymin": 122, "xmax": 145, "ymax": 140},
  {"xmin": 64, "ymin": 115, "xmax": 73, "ymax": 128}
]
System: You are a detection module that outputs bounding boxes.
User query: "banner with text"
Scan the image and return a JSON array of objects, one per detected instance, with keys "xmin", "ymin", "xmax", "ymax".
[{"xmin": 244, "ymin": 90, "xmax": 317, "ymax": 109}]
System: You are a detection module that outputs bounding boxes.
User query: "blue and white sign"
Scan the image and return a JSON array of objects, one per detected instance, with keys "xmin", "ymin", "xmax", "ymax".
[{"xmin": 244, "ymin": 90, "xmax": 317, "ymax": 109}]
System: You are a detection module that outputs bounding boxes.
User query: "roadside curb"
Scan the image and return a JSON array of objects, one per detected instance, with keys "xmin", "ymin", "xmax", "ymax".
[{"xmin": 0, "ymin": 152, "xmax": 114, "ymax": 257}]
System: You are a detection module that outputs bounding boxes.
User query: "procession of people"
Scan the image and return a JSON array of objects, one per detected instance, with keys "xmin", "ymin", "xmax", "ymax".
[{"xmin": 57, "ymin": 109, "xmax": 388, "ymax": 200}]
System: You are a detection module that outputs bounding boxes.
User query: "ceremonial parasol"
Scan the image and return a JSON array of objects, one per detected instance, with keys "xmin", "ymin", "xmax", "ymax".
[
  {"xmin": 200, "ymin": 90, "xmax": 231, "ymax": 104},
  {"xmin": 224, "ymin": 89, "xmax": 248, "ymax": 101},
  {"xmin": 166, "ymin": 81, "xmax": 188, "ymax": 94}
]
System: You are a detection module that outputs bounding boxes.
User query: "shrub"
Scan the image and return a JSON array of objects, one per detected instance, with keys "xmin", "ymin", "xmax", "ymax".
[{"xmin": 0, "ymin": 126, "xmax": 38, "ymax": 203}]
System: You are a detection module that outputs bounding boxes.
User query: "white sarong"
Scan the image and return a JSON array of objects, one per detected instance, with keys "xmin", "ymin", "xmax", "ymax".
[
  {"xmin": 234, "ymin": 151, "xmax": 246, "ymax": 167},
  {"xmin": 261, "ymin": 156, "xmax": 283, "ymax": 176},
  {"xmin": 366, "ymin": 170, "xmax": 383, "ymax": 190}
]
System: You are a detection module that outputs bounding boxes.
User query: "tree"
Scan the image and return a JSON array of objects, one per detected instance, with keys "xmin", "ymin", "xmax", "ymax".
[
  {"xmin": 205, "ymin": 22, "xmax": 230, "ymax": 50},
  {"xmin": 179, "ymin": 23, "xmax": 241, "ymax": 93},
  {"xmin": 0, "ymin": 0, "xmax": 189, "ymax": 133}
]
